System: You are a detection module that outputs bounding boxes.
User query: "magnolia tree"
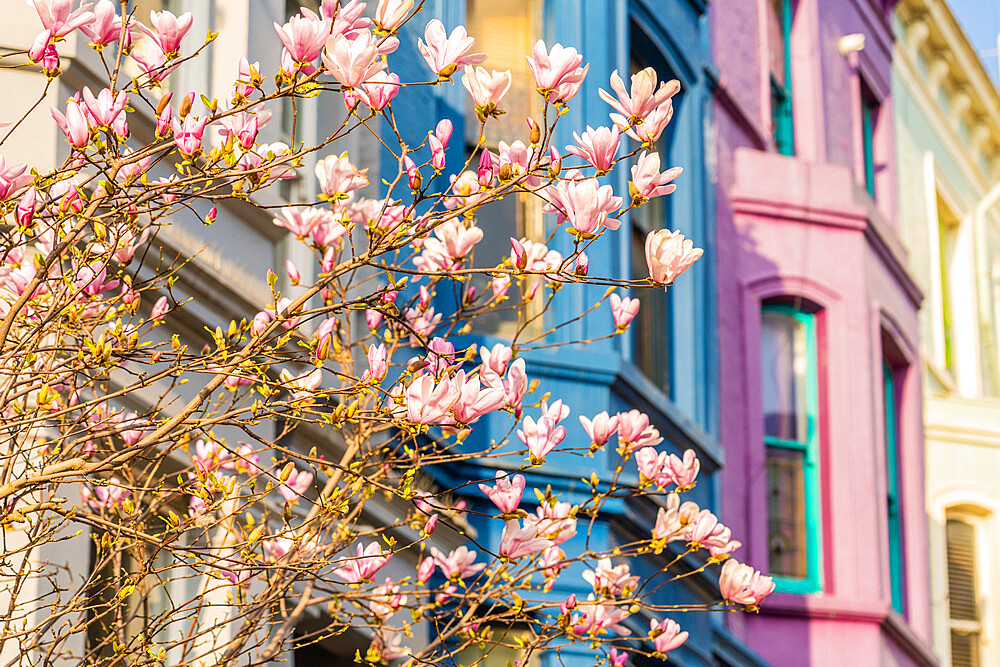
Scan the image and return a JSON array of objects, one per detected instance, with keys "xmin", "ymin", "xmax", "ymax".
[{"xmin": 0, "ymin": 0, "xmax": 773, "ymax": 664}]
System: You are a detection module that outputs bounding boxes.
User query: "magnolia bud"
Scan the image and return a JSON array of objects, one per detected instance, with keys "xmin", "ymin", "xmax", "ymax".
[
  {"xmin": 477, "ymin": 150, "xmax": 493, "ymax": 187},
  {"xmin": 156, "ymin": 92, "xmax": 173, "ymax": 116},
  {"xmin": 206, "ymin": 206, "xmax": 217, "ymax": 224},
  {"xmin": 178, "ymin": 92, "xmax": 194, "ymax": 119},
  {"xmin": 527, "ymin": 117, "xmax": 541, "ymax": 145}
]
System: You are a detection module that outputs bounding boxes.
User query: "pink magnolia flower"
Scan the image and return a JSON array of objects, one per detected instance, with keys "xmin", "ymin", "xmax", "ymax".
[
  {"xmin": 417, "ymin": 556, "xmax": 435, "ymax": 583},
  {"xmin": 82, "ymin": 87, "xmax": 127, "ymax": 130},
  {"xmin": 52, "ymin": 99, "xmax": 89, "ymax": 148},
  {"xmin": 31, "ymin": 0, "xmax": 95, "ymax": 38},
  {"xmin": 526, "ymin": 40, "xmax": 589, "ymax": 102},
  {"xmin": 645, "ymin": 229, "xmax": 704, "ymax": 285},
  {"xmin": 499, "ymin": 520, "xmax": 553, "ymax": 559},
  {"xmin": 477, "ymin": 149, "xmax": 494, "ymax": 186},
  {"xmin": 273, "ymin": 206, "xmax": 333, "ymax": 238},
  {"xmin": 478, "ymin": 471, "xmax": 525, "ymax": 515},
  {"xmin": 453, "ymin": 372, "xmax": 506, "ymax": 424},
  {"xmin": 617, "ymin": 409, "xmax": 649, "ymax": 446},
  {"xmin": 80, "ymin": 0, "xmax": 129, "ymax": 47},
  {"xmin": 360, "ymin": 71, "xmax": 400, "ymax": 110},
  {"xmin": 431, "ymin": 545, "xmax": 486, "ymax": 580},
  {"xmin": 719, "ymin": 559, "xmax": 775, "ymax": 607},
  {"xmin": 274, "ymin": 10, "xmax": 331, "ymax": 64},
  {"xmin": 277, "ymin": 468, "xmax": 313, "ymax": 504},
  {"xmin": 428, "ymin": 134, "xmax": 446, "ymax": 170},
  {"xmin": 609, "ymin": 292, "xmax": 640, "ymax": 330},
  {"xmin": 364, "ymin": 343, "xmax": 388, "ymax": 381},
  {"xmin": 609, "ymin": 649, "xmax": 629, "ymax": 667},
  {"xmin": 129, "ymin": 40, "xmax": 180, "ymax": 82},
  {"xmin": 617, "ymin": 101, "xmax": 673, "ymax": 145},
  {"xmin": 572, "ymin": 594, "xmax": 632, "ymax": 636},
  {"xmin": 332, "ymin": 542, "xmax": 392, "ymax": 583},
  {"xmin": 75, "ymin": 262, "xmax": 120, "ymax": 296},
  {"xmin": 579, "ymin": 410, "xmax": 619, "ymax": 447},
  {"xmin": 541, "ymin": 545, "xmax": 567, "ymax": 586},
  {"xmin": 635, "ymin": 447, "xmax": 667, "ymax": 486},
  {"xmin": 491, "ymin": 275, "xmax": 510, "ymax": 299},
  {"xmin": 81, "ymin": 478, "xmax": 130, "ymax": 511},
  {"xmin": 417, "ymin": 19, "xmax": 486, "ymax": 78},
  {"xmin": 366, "ymin": 308, "xmax": 383, "ymax": 330},
  {"xmin": 374, "ymin": 0, "xmax": 413, "ymax": 32},
  {"xmin": 41, "ymin": 43, "xmax": 60, "ymax": 75},
  {"xmin": 405, "ymin": 373, "xmax": 462, "ymax": 424},
  {"xmin": 315, "ymin": 153, "xmax": 369, "ymax": 200},
  {"xmin": 543, "ymin": 176, "xmax": 622, "ymax": 235},
  {"xmin": 14, "ymin": 187, "xmax": 38, "ymax": 228},
  {"xmin": 664, "ymin": 448, "xmax": 700, "ymax": 490},
  {"xmin": 0, "ymin": 158, "xmax": 33, "ymax": 202},
  {"xmin": 575, "ymin": 251, "xmax": 590, "ymax": 275},
  {"xmin": 139, "ymin": 9, "xmax": 193, "ymax": 55},
  {"xmin": 517, "ymin": 400, "xmax": 569, "ymax": 464},
  {"xmin": 325, "ymin": 0, "xmax": 371, "ymax": 38},
  {"xmin": 29, "ymin": 29, "xmax": 52, "ymax": 62},
  {"xmin": 234, "ymin": 57, "xmax": 260, "ymax": 98},
  {"xmin": 650, "ymin": 618, "xmax": 688, "ymax": 656},
  {"xmin": 323, "ymin": 29, "xmax": 386, "ymax": 88},
  {"xmin": 171, "ymin": 115, "xmax": 208, "ymax": 156},
  {"xmin": 280, "ymin": 367, "xmax": 322, "ymax": 400},
  {"xmin": 216, "ymin": 111, "xmax": 265, "ymax": 150},
  {"xmin": 524, "ymin": 499, "xmax": 577, "ymax": 545},
  {"xmin": 462, "ymin": 66, "xmax": 512, "ymax": 114},
  {"xmin": 652, "ymin": 494, "xmax": 700, "ymax": 542},
  {"xmin": 600, "ymin": 68, "xmax": 680, "ymax": 124},
  {"xmin": 583, "ymin": 558, "xmax": 638, "ymax": 596},
  {"xmin": 263, "ymin": 537, "xmax": 294, "ymax": 561},
  {"xmin": 566, "ymin": 125, "xmax": 620, "ymax": 173},
  {"xmin": 155, "ymin": 102, "xmax": 171, "ymax": 137},
  {"xmin": 631, "ymin": 151, "xmax": 682, "ymax": 201},
  {"xmin": 413, "ymin": 219, "xmax": 484, "ymax": 272},
  {"xmin": 480, "ymin": 343, "xmax": 512, "ymax": 376},
  {"xmin": 494, "ymin": 140, "xmax": 536, "ymax": 184},
  {"xmin": 503, "ymin": 358, "xmax": 528, "ymax": 412}
]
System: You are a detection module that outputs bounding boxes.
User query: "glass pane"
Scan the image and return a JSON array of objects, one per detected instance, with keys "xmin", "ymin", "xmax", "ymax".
[
  {"xmin": 767, "ymin": 0, "xmax": 787, "ymax": 88},
  {"xmin": 766, "ymin": 446, "xmax": 808, "ymax": 578},
  {"xmin": 469, "ymin": 196, "xmax": 523, "ymax": 338},
  {"xmin": 761, "ymin": 310, "xmax": 809, "ymax": 442},
  {"xmin": 465, "ymin": 0, "xmax": 540, "ymax": 146},
  {"xmin": 631, "ymin": 225, "xmax": 669, "ymax": 393}
]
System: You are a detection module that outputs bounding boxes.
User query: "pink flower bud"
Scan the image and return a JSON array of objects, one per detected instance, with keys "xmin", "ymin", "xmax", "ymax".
[
  {"xmin": 417, "ymin": 556, "xmax": 435, "ymax": 583},
  {"xmin": 404, "ymin": 155, "xmax": 420, "ymax": 189},
  {"xmin": 435, "ymin": 118, "xmax": 453, "ymax": 150},
  {"xmin": 419, "ymin": 285, "xmax": 431, "ymax": 308},
  {"xmin": 574, "ymin": 252, "xmax": 589, "ymax": 275},
  {"xmin": 206, "ymin": 206, "xmax": 217, "ymax": 224},
  {"xmin": 15, "ymin": 187, "xmax": 38, "ymax": 228},
  {"xmin": 286, "ymin": 259, "xmax": 300, "ymax": 285},
  {"xmin": 150, "ymin": 296, "xmax": 169, "ymax": 321},
  {"xmin": 429, "ymin": 134, "xmax": 446, "ymax": 171},
  {"xmin": 510, "ymin": 238, "xmax": 526, "ymax": 270},
  {"xmin": 477, "ymin": 150, "xmax": 493, "ymax": 187},
  {"xmin": 424, "ymin": 512, "xmax": 439, "ymax": 535},
  {"xmin": 548, "ymin": 146, "xmax": 562, "ymax": 177},
  {"xmin": 381, "ymin": 289, "xmax": 398, "ymax": 303},
  {"xmin": 252, "ymin": 310, "xmax": 271, "ymax": 335},
  {"xmin": 366, "ymin": 309, "xmax": 383, "ymax": 330},
  {"xmin": 491, "ymin": 275, "xmax": 510, "ymax": 299},
  {"xmin": 156, "ymin": 104, "xmax": 172, "ymax": 137}
]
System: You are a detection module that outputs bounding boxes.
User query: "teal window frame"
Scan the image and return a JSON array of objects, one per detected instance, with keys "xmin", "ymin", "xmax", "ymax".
[
  {"xmin": 762, "ymin": 304, "xmax": 822, "ymax": 594},
  {"xmin": 883, "ymin": 362, "xmax": 905, "ymax": 614},
  {"xmin": 861, "ymin": 92, "xmax": 877, "ymax": 198},
  {"xmin": 770, "ymin": 0, "xmax": 795, "ymax": 156}
]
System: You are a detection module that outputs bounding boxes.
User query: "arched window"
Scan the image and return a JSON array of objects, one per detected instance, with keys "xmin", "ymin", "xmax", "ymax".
[
  {"xmin": 946, "ymin": 514, "xmax": 983, "ymax": 667},
  {"xmin": 761, "ymin": 303, "xmax": 821, "ymax": 592}
]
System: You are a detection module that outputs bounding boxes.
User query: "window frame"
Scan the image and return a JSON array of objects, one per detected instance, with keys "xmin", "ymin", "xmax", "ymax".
[
  {"xmin": 861, "ymin": 89, "xmax": 878, "ymax": 198},
  {"xmin": 769, "ymin": 0, "xmax": 795, "ymax": 156},
  {"xmin": 761, "ymin": 303, "xmax": 822, "ymax": 594},
  {"xmin": 882, "ymin": 360, "xmax": 905, "ymax": 615}
]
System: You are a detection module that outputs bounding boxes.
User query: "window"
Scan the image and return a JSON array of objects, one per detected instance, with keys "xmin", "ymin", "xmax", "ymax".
[
  {"xmin": 946, "ymin": 517, "xmax": 982, "ymax": 667},
  {"xmin": 767, "ymin": 0, "xmax": 794, "ymax": 155},
  {"xmin": 761, "ymin": 304, "xmax": 821, "ymax": 592},
  {"xmin": 861, "ymin": 88, "xmax": 878, "ymax": 198},
  {"xmin": 628, "ymin": 49, "xmax": 678, "ymax": 397},
  {"xmin": 882, "ymin": 360, "xmax": 904, "ymax": 614},
  {"xmin": 465, "ymin": 0, "xmax": 542, "ymax": 339},
  {"xmin": 937, "ymin": 198, "xmax": 959, "ymax": 375}
]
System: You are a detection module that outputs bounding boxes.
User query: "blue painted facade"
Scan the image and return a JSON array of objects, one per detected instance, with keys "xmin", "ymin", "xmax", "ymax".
[{"xmin": 387, "ymin": 2, "xmax": 761, "ymax": 664}]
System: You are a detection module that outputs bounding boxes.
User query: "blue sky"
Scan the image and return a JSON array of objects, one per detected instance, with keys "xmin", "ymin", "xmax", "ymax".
[{"xmin": 947, "ymin": 0, "xmax": 1000, "ymax": 85}]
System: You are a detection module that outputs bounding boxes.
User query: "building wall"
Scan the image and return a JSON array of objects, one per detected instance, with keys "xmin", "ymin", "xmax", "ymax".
[
  {"xmin": 893, "ymin": 1, "xmax": 1000, "ymax": 665},
  {"xmin": 711, "ymin": 0, "xmax": 935, "ymax": 664}
]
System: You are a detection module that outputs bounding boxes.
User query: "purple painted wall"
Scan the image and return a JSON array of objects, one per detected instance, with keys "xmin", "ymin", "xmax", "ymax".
[{"xmin": 710, "ymin": 0, "xmax": 936, "ymax": 664}]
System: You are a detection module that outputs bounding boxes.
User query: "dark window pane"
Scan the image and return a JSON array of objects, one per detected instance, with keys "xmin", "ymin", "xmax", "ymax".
[
  {"xmin": 761, "ymin": 311, "xmax": 809, "ymax": 442},
  {"xmin": 766, "ymin": 446, "xmax": 808, "ymax": 578},
  {"xmin": 469, "ymin": 196, "xmax": 522, "ymax": 338},
  {"xmin": 631, "ymin": 225, "xmax": 669, "ymax": 394}
]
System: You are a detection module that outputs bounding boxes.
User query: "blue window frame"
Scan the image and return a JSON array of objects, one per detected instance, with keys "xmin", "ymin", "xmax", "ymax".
[
  {"xmin": 761, "ymin": 304, "xmax": 822, "ymax": 593},
  {"xmin": 768, "ymin": 0, "xmax": 795, "ymax": 155}
]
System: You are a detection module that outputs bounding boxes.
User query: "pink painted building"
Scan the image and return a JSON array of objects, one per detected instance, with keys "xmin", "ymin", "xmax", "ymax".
[{"xmin": 710, "ymin": 0, "xmax": 937, "ymax": 664}]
